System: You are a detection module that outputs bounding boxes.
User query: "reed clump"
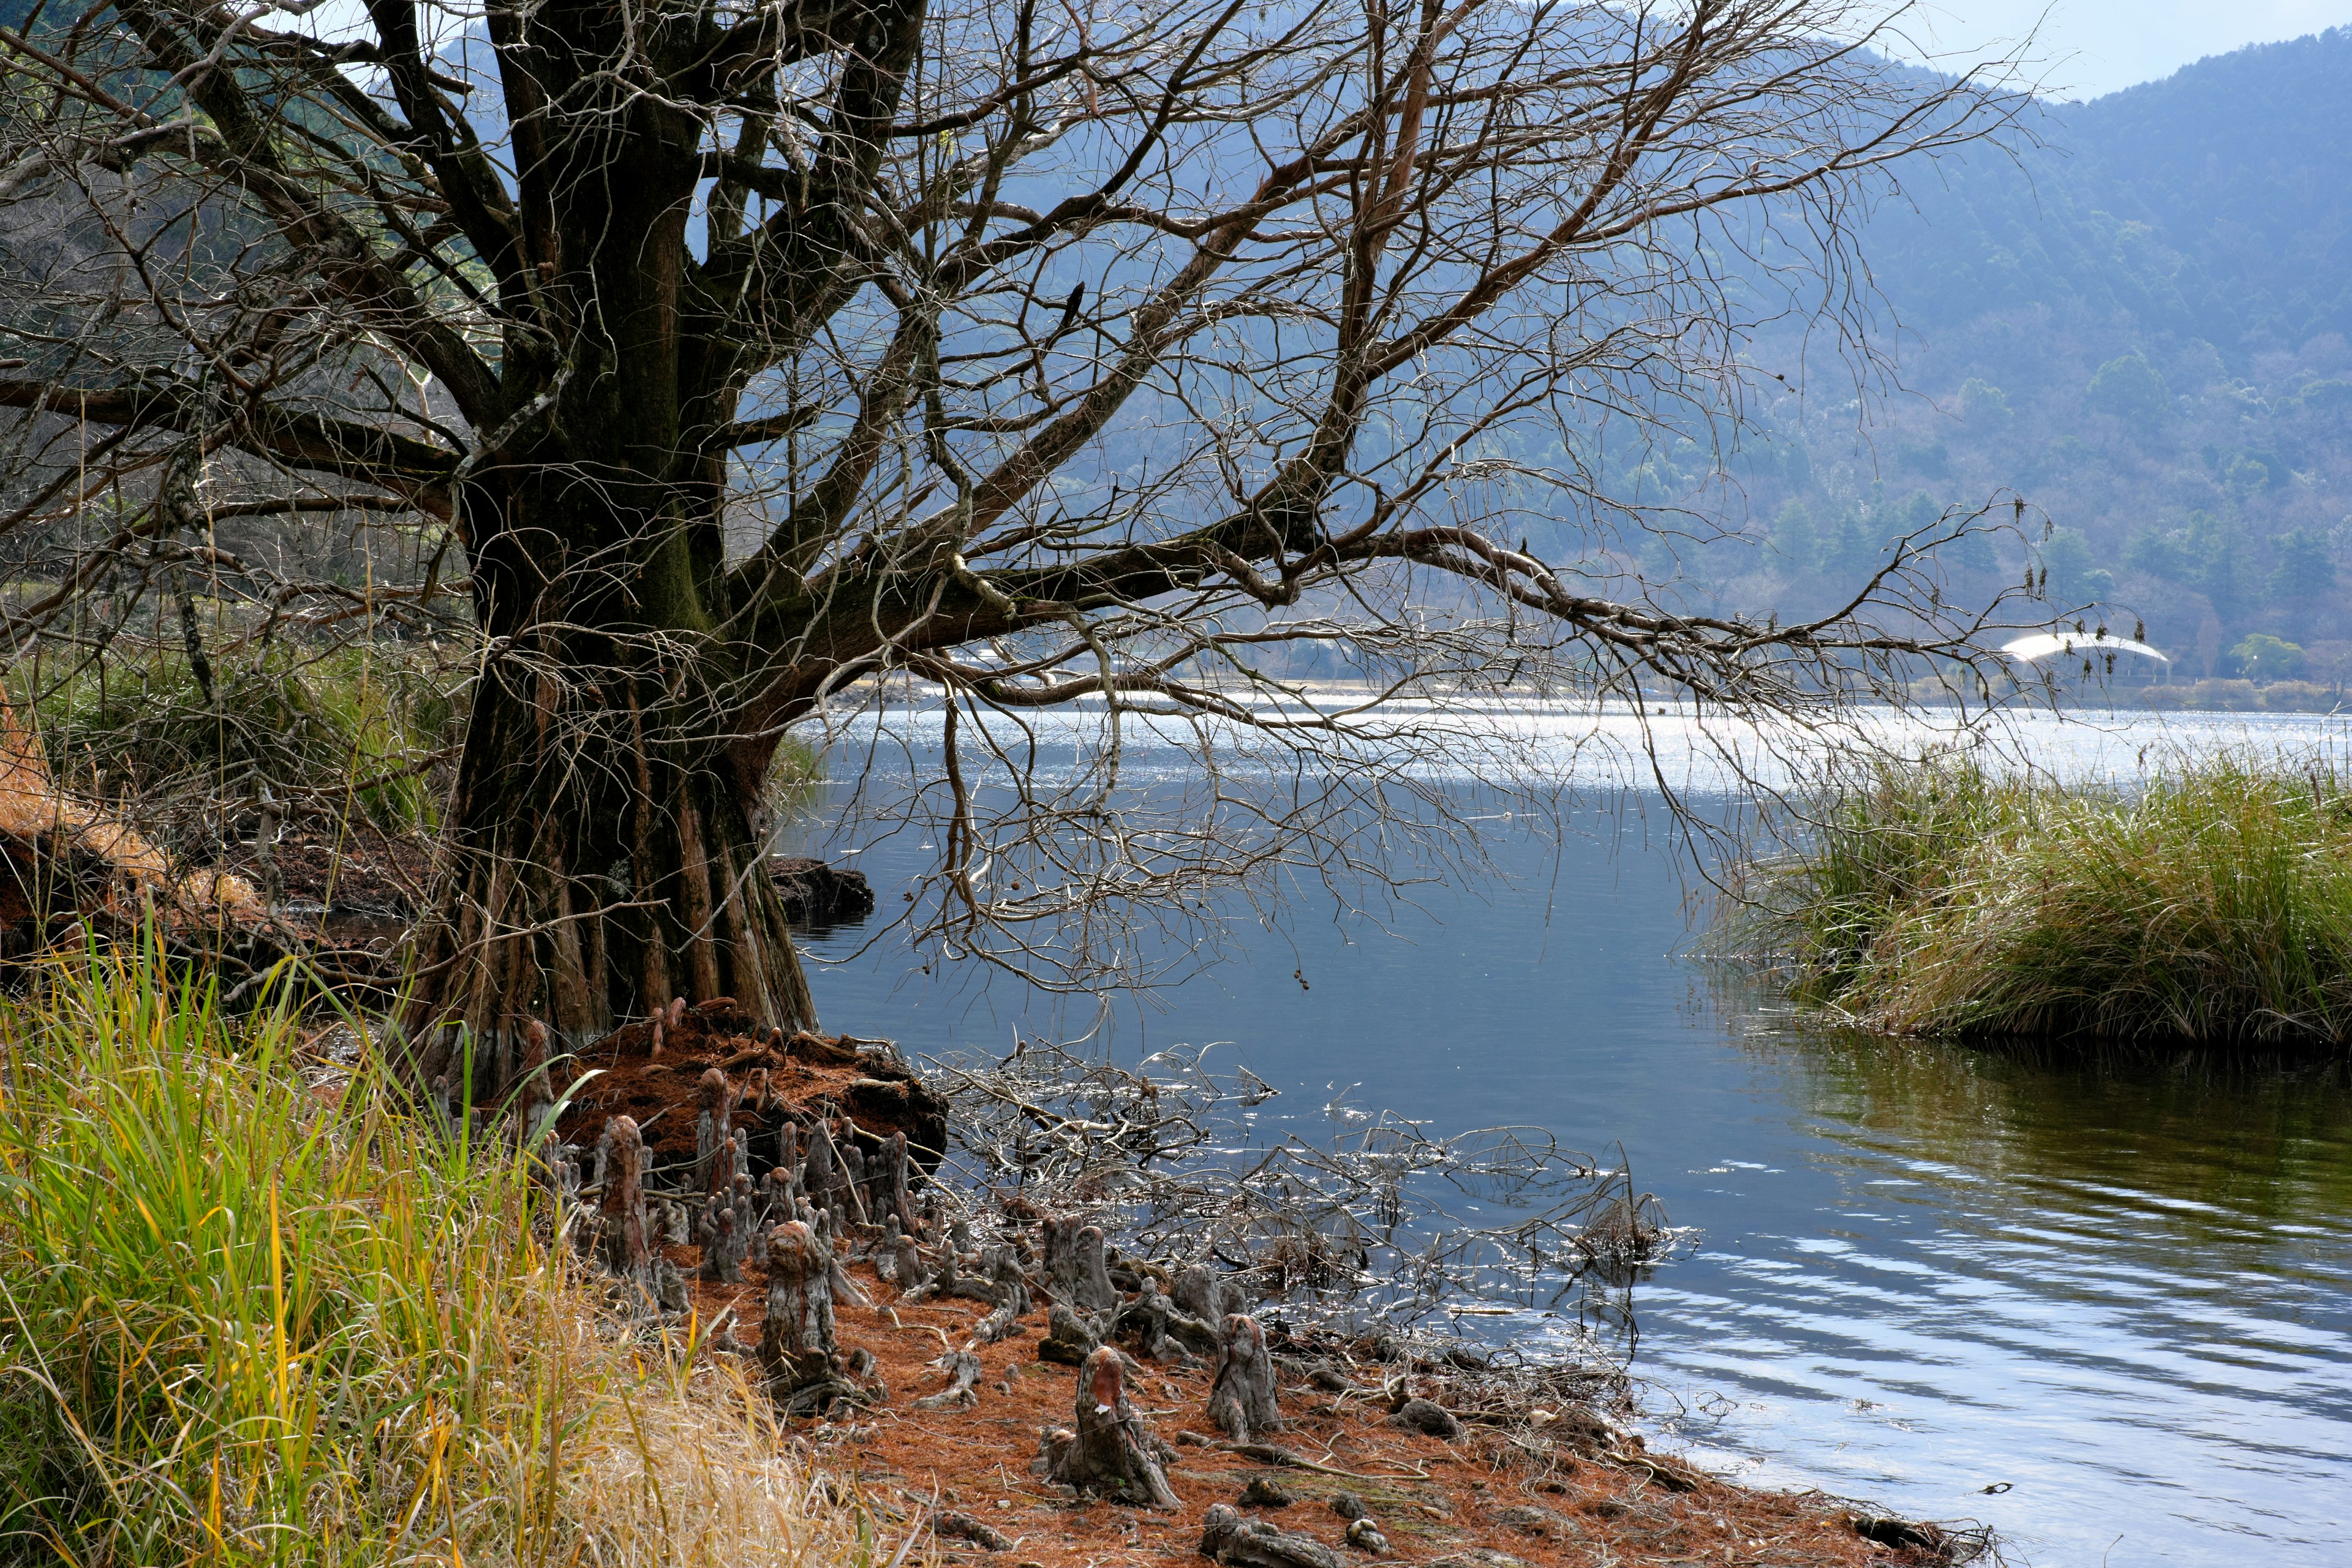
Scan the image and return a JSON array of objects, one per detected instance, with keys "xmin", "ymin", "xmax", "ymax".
[
  {"xmin": 0, "ymin": 946, "xmax": 870, "ymax": 1566},
  {"xmin": 1727, "ymin": 754, "xmax": 2352, "ymax": 1046}
]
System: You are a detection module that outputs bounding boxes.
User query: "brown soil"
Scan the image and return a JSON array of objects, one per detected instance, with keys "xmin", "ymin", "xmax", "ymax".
[
  {"xmin": 674, "ymin": 1256, "xmax": 1959, "ymax": 1568},
  {"xmin": 554, "ymin": 999, "xmax": 951, "ymax": 1174}
]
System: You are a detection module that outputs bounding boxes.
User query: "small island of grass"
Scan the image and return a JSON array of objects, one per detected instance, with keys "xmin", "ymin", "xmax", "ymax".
[{"xmin": 1726, "ymin": 755, "xmax": 2352, "ymax": 1047}]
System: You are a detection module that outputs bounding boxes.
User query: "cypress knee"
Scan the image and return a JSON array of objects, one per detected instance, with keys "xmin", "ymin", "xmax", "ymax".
[
  {"xmin": 889, "ymin": 1229, "xmax": 929, "ymax": 1295},
  {"xmin": 513, "ymin": 1019, "xmax": 552, "ymax": 1148},
  {"xmin": 596, "ymin": 1115, "xmax": 653, "ymax": 1278},
  {"xmin": 1208, "ymin": 1313, "xmax": 1283, "ymax": 1441},
  {"xmin": 1072, "ymin": 1224, "xmax": 1118, "ymax": 1313},
  {"xmin": 761, "ymin": 1219, "xmax": 842, "ymax": 1409},
  {"xmin": 872, "ymin": 1129, "xmax": 913, "ymax": 1231},
  {"xmin": 695, "ymin": 1068, "xmax": 735, "ymax": 1194},
  {"xmin": 1175, "ymin": 1262, "xmax": 1240, "ymax": 1324},
  {"xmin": 804, "ymin": 1118, "xmax": 841, "ymax": 1220},
  {"xmin": 1044, "ymin": 1215, "xmax": 1118, "ymax": 1313},
  {"xmin": 699, "ymin": 1200, "xmax": 743, "ymax": 1283},
  {"xmin": 841, "ymin": 1143, "xmax": 870, "ymax": 1224},
  {"xmin": 1045, "ymin": 1345, "xmax": 1178, "ymax": 1508}
]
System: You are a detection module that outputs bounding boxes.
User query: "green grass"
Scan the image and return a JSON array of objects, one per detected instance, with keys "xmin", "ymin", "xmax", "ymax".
[
  {"xmin": 29, "ymin": 641, "xmax": 827, "ymax": 837},
  {"xmin": 1724, "ymin": 754, "xmax": 2352, "ymax": 1046},
  {"xmin": 28, "ymin": 644, "xmax": 467, "ymax": 832},
  {"xmin": 0, "ymin": 946, "xmax": 868, "ymax": 1566}
]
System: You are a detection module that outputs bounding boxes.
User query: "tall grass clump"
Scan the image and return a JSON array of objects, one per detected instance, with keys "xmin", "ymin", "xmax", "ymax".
[
  {"xmin": 1726, "ymin": 753, "xmax": 2352, "ymax": 1047},
  {"xmin": 0, "ymin": 945, "xmax": 871, "ymax": 1566}
]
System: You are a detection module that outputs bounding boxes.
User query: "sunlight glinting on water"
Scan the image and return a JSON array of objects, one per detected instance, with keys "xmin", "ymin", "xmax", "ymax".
[
  {"xmin": 793, "ymin": 701, "xmax": 2352, "ymax": 1567},
  {"xmin": 816, "ymin": 695, "xmax": 2352, "ymax": 798}
]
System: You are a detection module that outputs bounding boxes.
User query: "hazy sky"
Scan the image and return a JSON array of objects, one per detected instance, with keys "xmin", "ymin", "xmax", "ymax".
[
  {"xmin": 1910, "ymin": 1, "xmax": 2352, "ymax": 97},
  {"xmin": 286, "ymin": 2, "xmax": 2352, "ymax": 104}
]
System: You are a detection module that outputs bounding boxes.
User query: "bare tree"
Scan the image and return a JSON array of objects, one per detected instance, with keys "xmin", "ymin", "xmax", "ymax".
[{"xmin": 0, "ymin": 1, "xmax": 2032, "ymax": 1082}]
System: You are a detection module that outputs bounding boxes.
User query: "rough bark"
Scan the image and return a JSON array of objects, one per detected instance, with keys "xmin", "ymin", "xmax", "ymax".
[
  {"xmin": 400, "ymin": 639, "xmax": 818, "ymax": 1099},
  {"xmin": 1208, "ymin": 1314, "xmax": 1284, "ymax": 1442},
  {"xmin": 1042, "ymin": 1346, "xmax": 1180, "ymax": 1508},
  {"xmin": 1045, "ymin": 1215, "xmax": 1119, "ymax": 1313},
  {"xmin": 761, "ymin": 1218, "xmax": 847, "ymax": 1413},
  {"xmin": 593, "ymin": 1114, "xmax": 653, "ymax": 1277},
  {"xmin": 1198, "ymin": 1505, "xmax": 1346, "ymax": 1568}
]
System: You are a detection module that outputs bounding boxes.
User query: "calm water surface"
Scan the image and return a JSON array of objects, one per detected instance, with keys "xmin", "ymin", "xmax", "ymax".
[{"xmin": 789, "ymin": 707, "xmax": 2352, "ymax": 1567}]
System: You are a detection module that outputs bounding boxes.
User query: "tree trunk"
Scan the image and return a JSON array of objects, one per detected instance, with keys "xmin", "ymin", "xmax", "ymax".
[{"xmin": 399, "ymin": 592, "xmax": 816, "ymax": 1097}]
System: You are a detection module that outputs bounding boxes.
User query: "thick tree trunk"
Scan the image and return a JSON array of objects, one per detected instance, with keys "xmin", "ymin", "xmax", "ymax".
[{"xmin": 399, "ymin": 597, "xmax": 816, "ymax": 1096}]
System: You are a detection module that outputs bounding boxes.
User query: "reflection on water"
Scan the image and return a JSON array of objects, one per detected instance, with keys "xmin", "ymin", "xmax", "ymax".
[
  {"xmin": 791, "ymin": 705, "xmax": 2352, "ymax": 1567},
  {"xmin": 1637, "ymin": 1005, "xmax": 2352, "ymax": 1568}
]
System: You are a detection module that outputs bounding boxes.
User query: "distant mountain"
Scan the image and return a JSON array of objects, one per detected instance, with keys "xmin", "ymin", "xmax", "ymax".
[{"xmin": 1716, "ymin": 27, "xmax": 2352, "ymax": 679}]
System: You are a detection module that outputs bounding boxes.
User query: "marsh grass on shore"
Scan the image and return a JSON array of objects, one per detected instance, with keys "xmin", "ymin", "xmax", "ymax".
[
  {"xmin": 1721, "ymin": 753, "xmax": 2352, "ymax": 1046},
  {"xmin": 0, "ymin": 946, "xmax": 874, "ymax": 1566}
]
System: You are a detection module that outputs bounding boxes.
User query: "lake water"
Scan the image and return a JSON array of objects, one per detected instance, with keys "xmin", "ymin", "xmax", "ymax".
[{"xmin": 786, "ymin": 705, "xmax": 2352, "ymax": 1568}]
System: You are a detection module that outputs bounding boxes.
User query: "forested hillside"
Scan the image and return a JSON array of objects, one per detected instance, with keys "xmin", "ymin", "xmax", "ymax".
[{"xmin": 1712, "ymin": 26, "xmax": 2352, "ymax": 680}]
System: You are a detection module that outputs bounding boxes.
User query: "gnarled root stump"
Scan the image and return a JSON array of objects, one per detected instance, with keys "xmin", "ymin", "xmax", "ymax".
[
  {"xmin": 1044, "ymin": 1214, "xmax": 1118, "ymax": 1312},
  {"xmin": 1118, "ymin": 1278, "xmax": 1216, "ymax": 1363},
  {"xmin": 913, "ymin": 1349, "xmax": 983, "ymax": 1411},
  {"xmin": 1175, "ymin": 1261, "xmax": 1243, "ymax": 1324},
  {"xmin": 974, "ymin": 1250, "xmax": 1034, "ymax": 1342},
  {"xmin": 594, "ymin": 1114, "xmax": 653, "ymax": 1276},
  {"xmin": 903, "ymin": 1239, "xmax": 957, "ymax": 1303},
  {"xmin": 1039, "ymin": 1302, "xmax": 1103, "ymax": 1366},
  {"xmin": 1208, "ymin": 1313, "xmax": 1283, "ymax": 1442},
  {"xmin": 762, "ymin": 1219, "xmax": 854, "ymax": 1415},
  {"xmin": 933, "ymin": 1510, "xmax": 1014, "ymax": 1553},
  {"xmin": 1041, "ymin": 1346, "xmax": 1178, "ymax": 1508},
  {"xmin": 1198, "ymin": 1504, "xmax": 1344, "ymax": 1568}
]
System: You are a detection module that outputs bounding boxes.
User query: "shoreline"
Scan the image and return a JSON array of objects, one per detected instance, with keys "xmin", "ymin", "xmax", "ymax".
[
  {"xmin": 680, "ymin": 1216, "xmax": 1981, "ymax": 1568},
  {"xmin": 562, "ymin": 1003, "xmax": 1983, "ymax": 1568}
]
